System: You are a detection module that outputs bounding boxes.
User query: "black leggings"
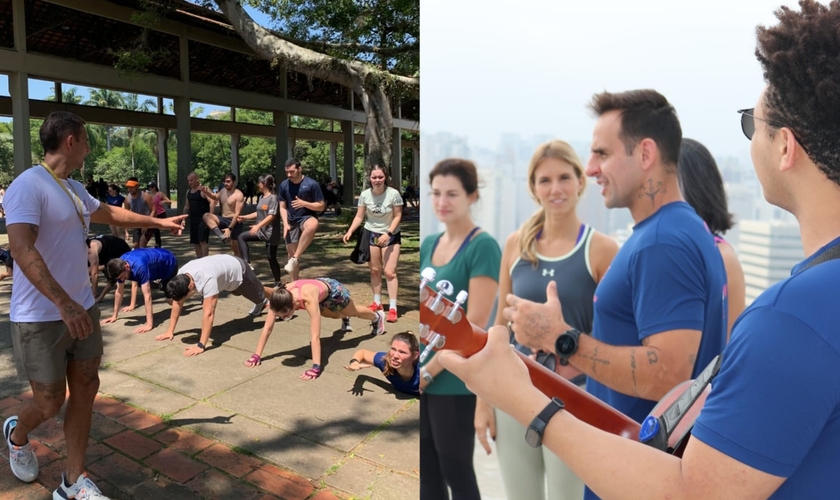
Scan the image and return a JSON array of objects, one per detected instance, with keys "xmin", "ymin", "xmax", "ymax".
[
  {"xmin": 420, "ymin": 393, "xmax": 481, "ymax": 500},
  {"xmin": 150, "ymin": 212, "xmax": 166, "ymax": 247},
  {"xmin": 238, "ymin": 232, "xmax": 281, "ymax": 284}
]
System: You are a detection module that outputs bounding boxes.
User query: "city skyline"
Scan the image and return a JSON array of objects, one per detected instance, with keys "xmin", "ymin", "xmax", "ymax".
[{"xmin": 420, "ymin": 0, "xmax": 805, "ymax": 160}]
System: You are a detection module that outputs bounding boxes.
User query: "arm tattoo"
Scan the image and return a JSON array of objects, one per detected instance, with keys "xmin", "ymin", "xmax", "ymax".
[
  {"xmin": 630, "ymin": 349, "xmax": 638, "ymax": 396},
  {"xmin": 647, "ymin": 350, "xmax": 659, "ymax": 365},
  {"xmin": 581, "ymin": 345, "xmax": 611, "ymax": 375},
  {"xmin": 28, "ymin": 224, "xmax": 39, "ymax": 236}
]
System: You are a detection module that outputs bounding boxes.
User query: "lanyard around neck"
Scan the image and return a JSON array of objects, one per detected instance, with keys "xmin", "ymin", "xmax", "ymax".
[{"xmin": 40, "ymin": 162, "xmax": 87, "ymax": 235}]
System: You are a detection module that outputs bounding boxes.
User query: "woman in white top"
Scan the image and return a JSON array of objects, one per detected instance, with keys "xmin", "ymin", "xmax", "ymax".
[{"xmin": 342, "ymin": 165, "xmax": 403, "ymax": 323}]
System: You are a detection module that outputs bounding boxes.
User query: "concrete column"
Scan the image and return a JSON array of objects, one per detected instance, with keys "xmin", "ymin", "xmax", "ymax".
[
  {"xmin": 174, "ymin": 97, "xmax": 191, "ymax": 204},
  {"xmin": 342, "ymin": 120, "xmax": 355, "ymax": 204},
  {"xmin": 412, "ymin": 147, "xmax": 419, "ymax": 188},
  {"xmin": 157, "ymin": 129, "xmax": 169, "ymax": 195},
  {"xmin": 288, "ymin": 139, "xmax": 295, "ymax": 159},
  {"xmin": 231, "ymin": 134, "xmax": 240, "ymax": 178},
  {"xmin": 10, "ymin": 72, "xmax": 31, "ymax": 176},
  {"xmin": 273, "ymin": 111, "xmax": 289, "ymax": 184},
  {"xmin": 11, "ymin": 0, "xmax": 30, "ymax": 177},
  {"xmin": 329, "ymin": 142, "xmax": 337, "ymax": 181},
  {"xmin": 55, "ymin": 82, "xmax": 62, "ymax": 103},
  {"xmin": 391, "ymin": 127, "xmax": 402, "ymax": 189},
  {"xmin": 175, "ymin": 35, "xmax": 191, "ymax": 205}
]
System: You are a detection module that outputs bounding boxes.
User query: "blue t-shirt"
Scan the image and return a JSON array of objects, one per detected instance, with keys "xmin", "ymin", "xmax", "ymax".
[
  {"xmin": 691, "ymin": 236, "xmax": 840, "ymax": 498},
  {"xmin": 0, "ymin": 248, "xmax": 11, "ymax": 266},
  {"xmin": 122, "ymin": 248, "xmax": 178, "ymax": 285},
  {"xmin": 277, "ymin": 176, "xmax": 324, "ymax": 224},
  {"xmin": 588, "ymin": 202, "xmax": 727, "ymax": 423},
  {"xmin": 106, "ymin": 194, "xmax": 125, "ymax": 207},
  {"xmin": 373, "ymin": 352, "xmax": 419, "ymax": 395}
]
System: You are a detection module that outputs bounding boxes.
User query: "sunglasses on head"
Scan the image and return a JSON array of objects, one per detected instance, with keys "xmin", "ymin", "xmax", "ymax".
[{"xmin": 737, "ymin": 108, "xmax": 810, "ymax": 156}]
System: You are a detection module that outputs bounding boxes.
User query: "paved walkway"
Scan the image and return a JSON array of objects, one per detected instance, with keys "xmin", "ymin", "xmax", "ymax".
[{"xmin": 0, "ymin": 215, "xmax": 419, "ymax": 499}]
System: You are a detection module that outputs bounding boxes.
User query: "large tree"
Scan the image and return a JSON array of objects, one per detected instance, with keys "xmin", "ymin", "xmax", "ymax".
[{"xmin": 205, "ymin": 1, "xmax": 417, "ymax": 172}]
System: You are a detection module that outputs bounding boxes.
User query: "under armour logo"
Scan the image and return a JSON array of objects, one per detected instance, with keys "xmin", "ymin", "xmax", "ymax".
[{"xmin": 542, "ymin": 269, "xmax": 554, "ymax": 277}]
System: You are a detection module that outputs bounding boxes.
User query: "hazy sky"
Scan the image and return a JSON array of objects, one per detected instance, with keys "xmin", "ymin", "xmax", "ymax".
[{"xmin": 420, "ymin": 0, "xmax": 808, "ymax": 158}]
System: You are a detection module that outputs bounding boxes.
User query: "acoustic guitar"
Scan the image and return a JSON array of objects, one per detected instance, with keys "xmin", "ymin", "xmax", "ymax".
[{"xmin": 418, "ymin": 270, "xmax": 720, "ymax": 456}]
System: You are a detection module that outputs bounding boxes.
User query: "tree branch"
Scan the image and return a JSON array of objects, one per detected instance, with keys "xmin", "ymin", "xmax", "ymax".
[
  {"xmin": 272, "ymin": 32, "xmax": 419, "ymax": 58},
  {"xmin": 214, "ymin": 0, "xmax": 418, "ymax": 91}
]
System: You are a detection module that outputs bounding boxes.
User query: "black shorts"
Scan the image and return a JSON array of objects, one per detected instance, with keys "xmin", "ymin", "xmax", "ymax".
[
  {"xmin": 218, "ymin": 216, "xmax": 244, "ymax": 240},
  {"xmin": 189, "ymin": 217, "xmax": 210, "ymax": 244},
  {"xmin": 369, "ymin": 231, "xmax": 402, "ymax": 247}
]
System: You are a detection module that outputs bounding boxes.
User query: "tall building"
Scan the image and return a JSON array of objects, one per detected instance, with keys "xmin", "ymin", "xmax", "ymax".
[{"xmin": 737, "ymin": 220, "xmax": 803, "ymax": 304}]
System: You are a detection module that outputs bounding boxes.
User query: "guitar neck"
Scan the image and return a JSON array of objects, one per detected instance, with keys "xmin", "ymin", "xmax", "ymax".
[
  {"xmin": 518, "ymin": 352, "xmax": 640, "ymax": 439},
  {"xmin": 460, "ymin": 323, "xmax": 641, "ymax": 440}
]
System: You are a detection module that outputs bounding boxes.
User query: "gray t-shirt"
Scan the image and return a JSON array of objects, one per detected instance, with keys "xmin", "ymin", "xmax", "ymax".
[
  {"xmin": 358, "ymin": 187, "xmax": 403, "ymax": 234},
  {"xmin": 255, "ymin": 193, "xmax": 281, "ymax": 245},
  {"xmin": 179, "ymin": 254, "xmax": 243, "ymax": 298}
]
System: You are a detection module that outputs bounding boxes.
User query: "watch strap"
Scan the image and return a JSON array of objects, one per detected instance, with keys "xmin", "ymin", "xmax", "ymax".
[{"xmin": 525, "ymin": 397, "xmax": 565, "ymax": 447}]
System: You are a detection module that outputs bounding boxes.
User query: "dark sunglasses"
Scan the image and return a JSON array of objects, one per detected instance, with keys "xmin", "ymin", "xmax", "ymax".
[{"xmin": 737, "ymin": 108, "xmax": 810, "ymax": 156}]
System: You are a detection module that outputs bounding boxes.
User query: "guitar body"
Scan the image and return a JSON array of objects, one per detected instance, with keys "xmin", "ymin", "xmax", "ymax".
[{"xmin": 419, "ymin": 283, "xmax": 710, "ymax": 456}]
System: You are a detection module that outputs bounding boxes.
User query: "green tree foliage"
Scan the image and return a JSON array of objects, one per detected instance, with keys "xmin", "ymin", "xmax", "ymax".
[
  {"xmin": 0, "ymin": 122, "xmax": 14, "ymax": 187},
  {"xmin": 93, "ymin": 143, "xmax": 158, "ymax": 182},
  {"xmin": 190, "ymin": 133, "xmax": 232, "ymax": 187}
]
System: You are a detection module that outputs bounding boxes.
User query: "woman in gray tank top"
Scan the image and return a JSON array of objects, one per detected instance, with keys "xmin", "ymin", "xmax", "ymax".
[{"xmin": 475, "ymin": 140, "xmax": 618, "ymax": 500}]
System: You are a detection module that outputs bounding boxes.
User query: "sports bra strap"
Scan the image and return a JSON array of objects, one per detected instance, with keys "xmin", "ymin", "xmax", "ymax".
[{"xmin": 431, "ymin": 226, "xmax": 481, "ymax": 262}]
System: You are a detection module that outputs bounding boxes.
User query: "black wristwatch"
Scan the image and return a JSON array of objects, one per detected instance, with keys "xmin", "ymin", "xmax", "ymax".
[
  {"xmin": 555, "ymin": 328, "xmax": 582, "ymax": 365},
  {"xmin": 525, "ymin": 397, "xmax": 565, "ymax": 447},
  {"xmin": 386, "ymin": 230, "xmax": 394, "ymax": 236}
]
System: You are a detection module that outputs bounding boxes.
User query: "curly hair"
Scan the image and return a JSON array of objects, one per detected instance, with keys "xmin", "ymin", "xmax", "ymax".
[{"xmin": 756, "ymin": 0, "xmax": 840, "ymax": 185}]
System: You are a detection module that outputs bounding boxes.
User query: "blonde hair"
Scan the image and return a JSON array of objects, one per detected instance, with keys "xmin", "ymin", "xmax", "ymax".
[{"xmin": 518, "ymin": 140, "xmax": 586, "ymax": 264}]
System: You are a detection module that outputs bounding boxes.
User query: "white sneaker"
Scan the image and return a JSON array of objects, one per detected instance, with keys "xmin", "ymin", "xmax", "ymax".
[
  {"xmin": 284, "ymin": 256, "xmax": 299, "ymax": 274},
  {"xmin": 370, "ymin": 310, "xmax": 385, "ymax": 336},
  {"xmin": 341, "ymin": 317, "xmax": 353, "ymax": 332},
  {"xmin": 249, "ymin": 298, "xmax": 268, "ymax": 316},
  {"xmin": 4, "ymin": 416, "xmax": 38, "ymax": 483},
  {"xmin": 53, "ymin": 472, "xmax": 110, "ymax": 500}
]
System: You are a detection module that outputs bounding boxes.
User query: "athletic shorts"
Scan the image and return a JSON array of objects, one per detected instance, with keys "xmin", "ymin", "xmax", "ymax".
[
  {"xmin": 317, "ymin": 278, "xmax": 351, "ymax": 313},
  {"xmin": 218, "ymin": 216, "xmax": 244, "ymax": 240},
  {"xmin": 189, "ymin": 217, "xmax": 210, "ymax": 244},
  {"xmin": 11, "ymin": 306, "xmax": 103, "ymax": 383},
  {"xmin": 284, "ymin": 216, "xmax": 316, "ymax": 245},
  {"xmin": 369, "ymin": 231, "xmax": 402, "ymax": 247}
]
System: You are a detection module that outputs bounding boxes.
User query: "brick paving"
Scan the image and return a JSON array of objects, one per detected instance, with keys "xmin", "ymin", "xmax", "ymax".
[
  {"xmin": 0, "ymin": 393, "xmax": 344, "ymax": 500},
  {"xmin": 0, "ymin": 216, "xmax": 420, "ymax": 500}
]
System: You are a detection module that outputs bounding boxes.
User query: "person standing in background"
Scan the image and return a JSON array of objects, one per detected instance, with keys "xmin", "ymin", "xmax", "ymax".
[{"xmin": 342, "ymin": 165, "xmax": 404, "ymax": 322}]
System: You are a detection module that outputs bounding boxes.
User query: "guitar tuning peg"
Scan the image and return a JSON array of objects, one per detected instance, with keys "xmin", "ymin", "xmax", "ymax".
[
  {"xmin": 420, "ymin": 267, "xmax": 436, "ymax": 291},
  {"xmin": 429, "ymin": 280, "xmax": 453, "ymax": 316},
  {"xmin": 446, "ymin": 290, "xmax": 469, "ymax": 322},
  {"xmin": 436, "ymin": 280, "xmax": 454, "ymax": 296},
  {"xmin": 419, "ymin": 323, "xmax": 431, "ymax": 339}
]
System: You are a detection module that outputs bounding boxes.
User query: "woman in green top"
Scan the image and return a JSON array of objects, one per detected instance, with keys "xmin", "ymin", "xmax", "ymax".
[{"xmin": 420, "ymin": 158, "xmax": 501, "ymax": 500}]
